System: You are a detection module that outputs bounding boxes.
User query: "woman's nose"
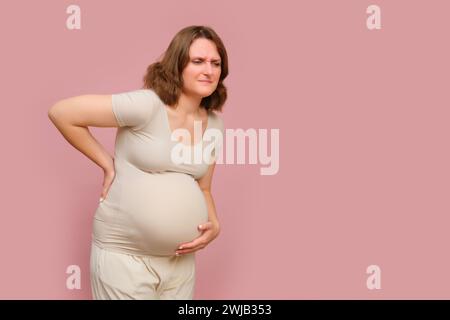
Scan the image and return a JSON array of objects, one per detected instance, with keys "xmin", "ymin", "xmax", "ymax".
[{"xmin": 203, "ymin": 62, "xmax": 213, "ymax": 74}]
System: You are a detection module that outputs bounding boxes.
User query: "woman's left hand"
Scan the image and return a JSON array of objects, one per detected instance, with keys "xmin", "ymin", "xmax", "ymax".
[{"xmin": 175, "ymin": 221, "xmax": 220, "ymax": 256}]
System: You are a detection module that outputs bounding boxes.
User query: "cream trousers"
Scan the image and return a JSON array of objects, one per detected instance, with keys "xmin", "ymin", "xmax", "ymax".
[{"xmin": 89, "ymin": 242, "xmax": 196, "ymax": 300}]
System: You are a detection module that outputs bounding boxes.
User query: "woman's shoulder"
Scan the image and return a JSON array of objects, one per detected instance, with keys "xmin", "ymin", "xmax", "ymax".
[
  {"xmin": 111, "ymin": 88, "xmax": 164, "ymax": 130},
  {"xmin": 132, "ymin": 88, "xmax": 160, "ymax": 100}
]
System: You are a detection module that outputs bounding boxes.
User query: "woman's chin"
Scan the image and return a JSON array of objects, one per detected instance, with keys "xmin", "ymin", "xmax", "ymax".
[{"xmin": 194, "ymin": 87, "xmax": 215, "ymax": 97}]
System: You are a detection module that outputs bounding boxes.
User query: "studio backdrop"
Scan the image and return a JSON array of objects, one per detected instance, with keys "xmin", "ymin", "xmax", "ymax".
[{"xmin": 0, "ymin": 0, "xmax": 449, "ymax": 299}]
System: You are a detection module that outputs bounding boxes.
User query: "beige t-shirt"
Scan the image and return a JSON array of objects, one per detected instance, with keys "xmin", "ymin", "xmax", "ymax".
[{"xmin": 92, "ymin": 89, "xmax": 224, "ymax": 257}]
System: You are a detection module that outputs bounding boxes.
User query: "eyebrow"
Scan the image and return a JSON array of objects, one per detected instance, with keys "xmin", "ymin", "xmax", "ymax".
[{"xmin": 191, "ymin": 56, "xmax": 221, "ymax": 62}]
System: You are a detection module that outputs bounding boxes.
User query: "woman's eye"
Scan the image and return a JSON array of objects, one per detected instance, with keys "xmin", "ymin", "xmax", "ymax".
[{"xmin": 192, "ymin": 60, "xmax": 220, "ymax": 66}]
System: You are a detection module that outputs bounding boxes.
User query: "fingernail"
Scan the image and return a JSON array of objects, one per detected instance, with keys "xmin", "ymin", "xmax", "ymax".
[
  {"xmin": 175, "ymin": 252, "xmax": 180, "ymax": 256},
  {"xmin": 99, "ymin": 197, "xmax": 104, "ymax": 202},
  {"xmin": 178, "ymin": 246, "xmax": 183, "ymax": 250}
]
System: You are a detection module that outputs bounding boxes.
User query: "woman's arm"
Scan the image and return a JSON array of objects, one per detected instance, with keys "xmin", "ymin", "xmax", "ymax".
[
  {"xmin": 48, "ymin": 94, "xmax": 119, "ymax": 172},
  {"xmin": 197, "ymin": 162, "xmax": 220, "ymax": 230}
]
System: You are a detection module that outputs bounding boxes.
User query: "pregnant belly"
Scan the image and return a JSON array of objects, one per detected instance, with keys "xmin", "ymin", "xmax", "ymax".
[{"xmin": 119, "ymin": 172, "xmax": 209, "ymax": 256}]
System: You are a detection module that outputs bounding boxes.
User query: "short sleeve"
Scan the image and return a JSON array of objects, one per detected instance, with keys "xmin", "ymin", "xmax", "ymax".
[{"xmin": 111, "ymin": 89, "xmax": 158, "ymax": 131}]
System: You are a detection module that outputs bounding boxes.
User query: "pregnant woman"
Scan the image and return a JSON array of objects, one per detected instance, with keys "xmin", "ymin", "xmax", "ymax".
[{"xmin": 48, "ymin": 25, "xmax": 228, "ymax": 299}]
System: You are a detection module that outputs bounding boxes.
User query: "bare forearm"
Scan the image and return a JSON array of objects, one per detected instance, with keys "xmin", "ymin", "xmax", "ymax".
[
  {"xmin": 202, "ymin": 190, "xmax": 220, "ymax": 227},
  {"xmin": 48, "ymin": 113, "xmax": 113, "ymax": 171}
]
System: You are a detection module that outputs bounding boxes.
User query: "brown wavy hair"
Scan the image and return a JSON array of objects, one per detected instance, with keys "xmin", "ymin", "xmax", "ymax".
[{"xmin": 141, "ymin": 25, "xmax": 228, "ymax": 113}]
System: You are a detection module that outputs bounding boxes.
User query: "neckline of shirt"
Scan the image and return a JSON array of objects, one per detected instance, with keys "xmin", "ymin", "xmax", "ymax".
[{"xmin": 162, "ymin": 104, "xmax": 211, "ymax": 148}]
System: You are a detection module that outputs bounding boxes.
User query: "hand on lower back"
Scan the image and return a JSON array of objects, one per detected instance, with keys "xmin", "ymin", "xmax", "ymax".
[{"xmin": 100, "ymin": 159, "xmax": 116, "ymax": 202}]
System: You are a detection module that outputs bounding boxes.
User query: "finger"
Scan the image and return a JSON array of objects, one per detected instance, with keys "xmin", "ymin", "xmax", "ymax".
[
  {"xmin": 176, "ymin": 249, "xmax": 196, "ymax": 255},
  {"xmin": 100, "ymin": 189, "xmax": 108, "ymax": 202},
  {"xmin": 178, "ymin": 236, "xmax": 203, "ymax": 250},
  {"xmin": 177, "ymin": 238, "xmax": 205, "ymax": 251},
  {"xmin": 177, "ymin": 243, "xmax": 192, "ymax": 250},
  {"xmin": 198, "ymin": 221, "xmax": 213, "ymax": 231},
  {"xmin": 176, "ymin": 245, "xmax": 205, "ymax": 255}
]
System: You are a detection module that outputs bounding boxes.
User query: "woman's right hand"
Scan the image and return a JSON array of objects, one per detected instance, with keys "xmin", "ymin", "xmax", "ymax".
[{"xmin": 99, "ymin": 159, "xmax": 116, "ymax": 203}]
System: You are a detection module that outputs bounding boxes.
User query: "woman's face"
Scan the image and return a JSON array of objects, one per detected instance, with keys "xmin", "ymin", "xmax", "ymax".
[{"xmin": 181, "ymin": 38, "xmax": 222, "ymax": 99}]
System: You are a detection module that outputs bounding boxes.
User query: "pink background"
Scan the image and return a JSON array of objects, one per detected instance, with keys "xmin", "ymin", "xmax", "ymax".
[{"xmin": 0, "ymin": 0, "xmax": 449, "ymax": 299}]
